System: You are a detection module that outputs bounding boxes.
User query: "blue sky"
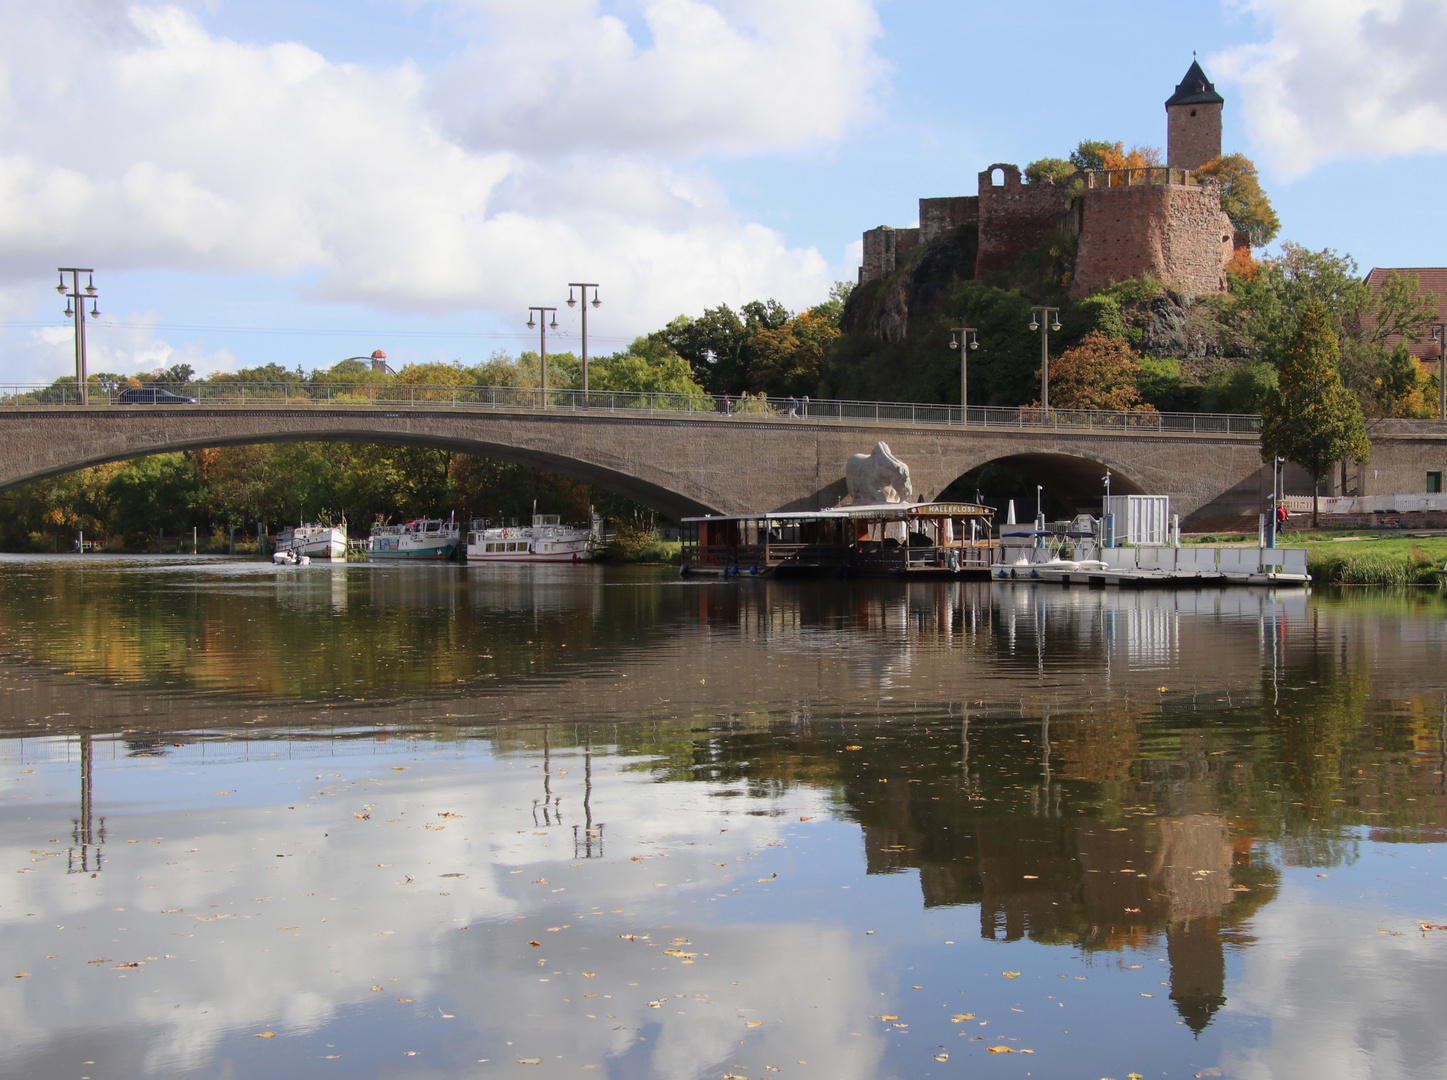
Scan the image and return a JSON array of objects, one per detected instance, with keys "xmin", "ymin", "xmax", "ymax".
[{"xmin": 2, "ymin": 0, "xmax": 1445, "ymax": 382}]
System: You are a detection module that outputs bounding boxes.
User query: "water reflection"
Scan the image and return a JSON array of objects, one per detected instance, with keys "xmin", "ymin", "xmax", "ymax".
[{"xmin": 2, "ymin": 559, "xmax": 1447, "ymax": 1078}]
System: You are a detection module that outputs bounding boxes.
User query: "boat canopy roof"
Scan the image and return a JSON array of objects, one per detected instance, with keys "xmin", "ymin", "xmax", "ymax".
[{"xmin": 682, "ymin": 501, "xmax": 995, "ymax": 524}]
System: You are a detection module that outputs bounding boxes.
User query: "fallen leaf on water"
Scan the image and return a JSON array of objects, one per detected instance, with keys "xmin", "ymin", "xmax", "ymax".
[
  {"xmin": 402, "ymin": 1050, "xmax": 418, "ymax": 1056},
  {"xmin": 934, "ymin": 1052, "xmax": 949, "ymax": 1062},
  {"xmin": 371, "ymin": 985, "xmax": 383, "ymax": 992},
  {"xmin": 397, "ymin": 998, "xmax": 414, "ymax": 1003},
  {"xmin": 987, "ymin": 1045, "xmax": 1013, "ymax": 1053},
  {"xmin": 254, "ymin": 1032, "xmax": 276, "ymax": 1038},
  {"xmin": 1127, "ymin": 964, "xmax": 1144, "ymax": 970},
  {"xmin": 1129, "ymin": 1073, "xmax": 1144, "ymax": 1079},
  {"xmin": 951, "ymin": 1014, "xmax": 976, "ymax": 1022},
  {"xmin": 391, "ymin": 767, "xmax": 408, "ymax": 771},
  {"xmin": 528, "ymin": 941, "xmax": 542, "ymax": 947},
  {"xmin": 1002, "ymin": 972, "xmax": 1021, "ymax": 979},
  {"xmin": 879, "ymin": 1014, "xmax": 898, "ymax": 1021},
  {"xmin": 582, "ymin": 973, "xmax": 596, "ymax": 978},
  {"xmin": 14, "ymin": 972, "xmax": 29, "ymax": 978},
  {"xmin": 518, "ymin": 1059, "xmax": 542, "ymax": 1066},
  {"xmin": 845, "ymin": 745, "xmax": 863, "ymax": 751},
  {"xmin": 745, "ymin": 1020, "xmax": 763, "ymax": 1027}
]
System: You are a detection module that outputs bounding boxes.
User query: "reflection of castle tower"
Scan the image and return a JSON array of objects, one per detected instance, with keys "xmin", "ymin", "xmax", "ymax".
[{"xmin": 1166, "ymin": 59, "xmax": 1225, "ymax": 170}]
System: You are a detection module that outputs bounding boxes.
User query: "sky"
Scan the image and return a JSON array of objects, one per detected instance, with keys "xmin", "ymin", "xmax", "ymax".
[{"xmin": 2, "ymin": 0, "xmax": 1447, "ymax": 383}]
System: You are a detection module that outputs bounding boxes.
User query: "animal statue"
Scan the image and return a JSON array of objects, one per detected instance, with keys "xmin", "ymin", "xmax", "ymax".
[{"xmin": 845, "ymin": 442, "xmax": 914, "ymax": 505}]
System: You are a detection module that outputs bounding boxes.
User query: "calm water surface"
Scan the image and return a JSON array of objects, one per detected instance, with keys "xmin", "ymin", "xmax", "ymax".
[{"xmin": 2, "ymin": 556, "xmax": 1446, "ymax": 1080}]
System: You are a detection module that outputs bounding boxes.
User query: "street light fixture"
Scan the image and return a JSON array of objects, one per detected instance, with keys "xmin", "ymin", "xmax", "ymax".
[
  {"xmin": 948, "ymin": 326, "xmax": 979, "ymax": 418},
  {"xmin": 57, "ymin": 268, "xmax": 100, "ymax": 405},
  {"xmin": 1432, "ymin": 322, "xmax": 1447, "ymax": 420},
  {"xmin": 1029, "ymin": 306, "xmax": 1061, "ymax": 412},
  {"xmin": 567, "ymin": 283, "xmax": 602, "ymax": 397},
  {"xmin": 528, "ymin": 306, "xmax": 559, "ymax": 406}
]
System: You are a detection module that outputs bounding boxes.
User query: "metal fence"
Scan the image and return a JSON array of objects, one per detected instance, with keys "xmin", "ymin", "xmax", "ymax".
[{"xmin": 0, "ymin": 383, "xmax": 1263, "ymax": 435}]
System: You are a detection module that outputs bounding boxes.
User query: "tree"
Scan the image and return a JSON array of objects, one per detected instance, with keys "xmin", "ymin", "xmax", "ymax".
[
  {"xmin": 1069, "ymin": 140, "xmax": 1114, "ymax": 171},
  {"xmin": 1024, "ymin": 157, "xmax": 1077, "ymax": 186},
  {"xmin": 1196, "ymin": 153, "xmax": 1280, "ymax": 247},
  {"xmin": 1227, "ymin": 246, "xmax": 1439, "ymax": 409},
  {"xmin": 1260, "ymin": 302, "xmax": 1370, "ymax": 526},
  {"xmin": 1039, "ymin": 331, "xmax": 1153, "ymax": 411}
]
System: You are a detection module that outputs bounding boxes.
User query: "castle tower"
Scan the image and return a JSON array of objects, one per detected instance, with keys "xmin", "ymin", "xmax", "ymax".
[{"xmin": 1165, "ymin": 59, "xmax": 1224, "ymax": 170}]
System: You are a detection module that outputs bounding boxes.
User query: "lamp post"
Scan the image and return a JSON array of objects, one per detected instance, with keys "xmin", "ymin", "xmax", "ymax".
[
  {"xmin": 1029, "ymin": 306, "xmax": 1061, "ymax": 413},
  {"xmin": 527, "ymin": 306, "xmax": 559, "ymax": 406},
  {"xmin": 1433, "ymin": 322, "xmax": 1447, "ymax": 421},
  {"xmin": 566, "ymin": 284, "xmax": 601, "ymax": 397},
  {"xmin": 948, "ymin": 326, "xmax": 979, "ymax": 420},
  {"xmin": 56, "ymin": 268, "xmax": 100, "ymax": 405}
]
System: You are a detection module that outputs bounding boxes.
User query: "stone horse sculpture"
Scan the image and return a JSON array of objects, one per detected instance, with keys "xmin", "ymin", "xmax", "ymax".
[{"xmin": 845, "ymin": 441, "xmax": 914, "ymax": 504}]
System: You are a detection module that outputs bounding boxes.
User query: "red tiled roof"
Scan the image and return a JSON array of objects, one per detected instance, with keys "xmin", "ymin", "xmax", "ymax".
[{"xmin": 1364, "ymin": 268, "xmax": 1447, "ymax": 364}]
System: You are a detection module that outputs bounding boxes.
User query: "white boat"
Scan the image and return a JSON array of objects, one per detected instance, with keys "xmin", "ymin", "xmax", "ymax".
[
  {"xmin": 274, "ymin": 523, "xmax": 347, "ymax": 561},
  {"xmin": 466, "ymin": 514, "xmax": 593, "ymax": 564},
  {"xmin": 272, "ymin": 549, "xmax": 311, "ymax": 565},
  {"xmin": 365, "ymin": 516, "xmax": 460, "ymax": 561}
]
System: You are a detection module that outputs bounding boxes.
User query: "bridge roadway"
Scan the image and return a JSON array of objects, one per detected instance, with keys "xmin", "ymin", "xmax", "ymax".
[{"xmin": 0, "ymin": 400, "xmax": 1441, "ymax": 522}]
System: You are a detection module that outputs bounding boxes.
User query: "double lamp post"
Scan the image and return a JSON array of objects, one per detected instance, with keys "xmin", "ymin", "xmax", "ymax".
[{"xmin": 527, "ymin": 284, "xmax": 602, "ymax": 406}]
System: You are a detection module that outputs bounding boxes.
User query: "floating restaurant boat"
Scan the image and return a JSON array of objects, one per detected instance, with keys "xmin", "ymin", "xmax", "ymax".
[
  {"xmin": 466, "ymin": 514, "xmax": 594, "ymax": 564},
  {"xmin": 274, "ymin": 522, "xmax": 347, "ymax": 562},
  {"xmin": 364, "ymin": 516, "xmax": 460, "ymax": 560},
  {"xmin": 680, "ymin": 502, "xmax": 997, "ymax": 578}
]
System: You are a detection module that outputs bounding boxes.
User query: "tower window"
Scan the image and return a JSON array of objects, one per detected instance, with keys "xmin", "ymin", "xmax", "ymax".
[
  {"xmin": 1428, "ymin": 472, "xmax": 1441, "ymax": 494},
  {"xmin": 1190, "ymin": 109, "xmax": 1198, "ymax": 117}
]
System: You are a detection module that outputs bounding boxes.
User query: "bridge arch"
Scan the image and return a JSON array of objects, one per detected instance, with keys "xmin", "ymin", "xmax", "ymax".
[{"xmin": 0, "ymin": 411, "xmax": 732, "ymax": 520}]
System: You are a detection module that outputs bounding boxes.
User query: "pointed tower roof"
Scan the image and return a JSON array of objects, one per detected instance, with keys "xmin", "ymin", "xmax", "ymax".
[{"xmin": 1166, "ymin": 59, "xmax": 1224, "ymax": 107}]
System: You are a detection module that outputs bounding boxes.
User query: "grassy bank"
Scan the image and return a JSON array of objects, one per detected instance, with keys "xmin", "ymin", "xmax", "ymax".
[
  {"xmin": 1302, "ymin": 536, "xmax": 1447, "ymax": 585},
  {"xmin": 591, "ymin": 539, "xmax": 681, "ymax": 565}
]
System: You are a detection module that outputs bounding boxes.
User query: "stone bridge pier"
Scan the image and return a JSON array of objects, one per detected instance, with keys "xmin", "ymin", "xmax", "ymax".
[{"xmin": 0, "ymin": 405, "xmax": 1443, "ymax": 525}]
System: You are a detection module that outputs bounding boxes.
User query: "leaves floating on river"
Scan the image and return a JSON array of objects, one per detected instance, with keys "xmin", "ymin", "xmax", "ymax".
[
  {"xmin": 254, "ymin": 1032, "xmax": 276, "ymax": 1038},
  {"xmin": 1002, "ymin": 972, "xmax": 1021, "ymax": 979}
]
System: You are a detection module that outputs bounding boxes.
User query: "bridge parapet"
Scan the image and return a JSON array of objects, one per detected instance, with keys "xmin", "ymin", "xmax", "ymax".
[{"xmin": 0, "ymin": 383, "xmax": 1263, "ymax": 436}]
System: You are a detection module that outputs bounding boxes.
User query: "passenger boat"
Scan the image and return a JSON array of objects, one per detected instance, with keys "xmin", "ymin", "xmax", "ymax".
[
  {"xmin": 466, "ymin": 514, "xmax": 593, "ymax": 564},
  {"xmin": 274, "ymin": 522, "xmax": 347, "ymax": 561},
  {"xmin": 364, "ymin": 516, "xmax": 460, "ymax": 560},
  {"xmin": 680, "ymin": 502, "xmax": 997, "ymax": 578}
]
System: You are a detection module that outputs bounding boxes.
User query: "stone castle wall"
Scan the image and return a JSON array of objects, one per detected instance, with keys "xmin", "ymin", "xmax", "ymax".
[
  {"xmin": 860, "ymin": 226, "xmax": 920, "ymax": 285},
  {"xmin": 919, "ymin": 196, "xmax": 978, "ymax": 245},
  {"xmin": 973, "ymin": 164, "xmax": 1075, "ymax": 278},
  {"xmin": 1070, "ymin": 178, "xmax": 1231, "ymax": 298}
]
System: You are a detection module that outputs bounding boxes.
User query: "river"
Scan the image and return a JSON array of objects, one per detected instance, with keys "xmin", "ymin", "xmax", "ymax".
[{"xmin": 2, "ymin": 556, "xmax": 1445, "ymax": 1079}]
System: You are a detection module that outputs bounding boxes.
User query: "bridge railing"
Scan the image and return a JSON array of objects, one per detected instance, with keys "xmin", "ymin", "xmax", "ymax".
[{"xmin": 0, "ymin": 382, "xmax": 1263, "ymax": 434}]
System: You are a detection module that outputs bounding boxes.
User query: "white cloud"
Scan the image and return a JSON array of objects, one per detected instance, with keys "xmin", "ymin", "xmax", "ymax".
[
  {"xmin": 431, "ymin": 0, "xmax": 885, "ymax": 156},
  {"xmin": 0, "ymin": 0, "xmax": 880, "ymax": 371},
  {"xmin": 1216, "ymin": 0, "xmax": 1447, "ymax": 175}
]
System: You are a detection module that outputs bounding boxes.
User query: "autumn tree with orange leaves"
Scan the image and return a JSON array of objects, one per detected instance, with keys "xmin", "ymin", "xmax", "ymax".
[{"xmin": 1037, "ymin": 330, "xmax": 1155, "ymax": 412}]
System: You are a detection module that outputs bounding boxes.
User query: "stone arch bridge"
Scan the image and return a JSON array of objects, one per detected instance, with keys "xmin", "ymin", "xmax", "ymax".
[{"xmin": 0, "ymin": 404, "xmax": 1440, "ymax": 523}]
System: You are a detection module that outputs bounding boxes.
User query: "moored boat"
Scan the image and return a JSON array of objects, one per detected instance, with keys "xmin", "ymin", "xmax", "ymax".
[
  {"xmin": 275, "ymin": 522, "xmax": 347, "ymax": 561},
  {"xmin": 365, "ymin": 516, "xmax": 460, "ymax": 560},
  {"xmin": 466, "ymin": 514, "xmax": 593, "ymax": 563}
]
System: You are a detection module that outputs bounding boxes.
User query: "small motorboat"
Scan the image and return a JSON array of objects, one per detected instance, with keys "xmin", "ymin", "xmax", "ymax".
[{"xmin": 272, "ymin": 550, "xmax": 311, "ymax": 565}]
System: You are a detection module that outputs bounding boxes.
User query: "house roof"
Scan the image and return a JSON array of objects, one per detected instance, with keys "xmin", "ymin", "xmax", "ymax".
[
  {"xmin": 1166, "ymin": 60, "xmax": 1225, "ymax": 107},
  {"xmin": 1364, "ymin": 268, "xmax": 1447, "ymax": 361}
]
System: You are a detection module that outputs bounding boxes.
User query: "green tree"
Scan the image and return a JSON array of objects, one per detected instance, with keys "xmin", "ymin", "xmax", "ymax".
[
  {"xmin": 1260, "ymin": 302, "xmax": 1370, "ymax": 525},
  {"xmin": 105, "ymin": 453, "xmax": 206, "ymax": 547},
  {"xmin": 1069, "ymin": 140, "xmax": 1114, "ymax": 171},
  {"xmin": 1024, "ymin": 157, "xmax": 1077, "ymax": 186},
  {"xmin": 1196, "ymin": 153, "xmax": 1280, "ymax": 247}
]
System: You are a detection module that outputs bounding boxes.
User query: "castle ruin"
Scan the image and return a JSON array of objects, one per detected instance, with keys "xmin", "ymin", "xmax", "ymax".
[{"xmin": 858, "ymin": 61, "xmax": 1236, "ymax": 300}]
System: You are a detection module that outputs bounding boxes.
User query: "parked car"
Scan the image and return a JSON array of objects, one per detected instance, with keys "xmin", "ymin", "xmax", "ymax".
[{"xmin": 117, "ymin": 386, "xmax": 197, "ymax": 404}]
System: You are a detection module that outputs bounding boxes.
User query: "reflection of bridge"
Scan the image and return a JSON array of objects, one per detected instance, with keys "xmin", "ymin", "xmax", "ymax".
[{"xmin": 1, "ymin": 394, "xmax": 1442, "ymax": 520}]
